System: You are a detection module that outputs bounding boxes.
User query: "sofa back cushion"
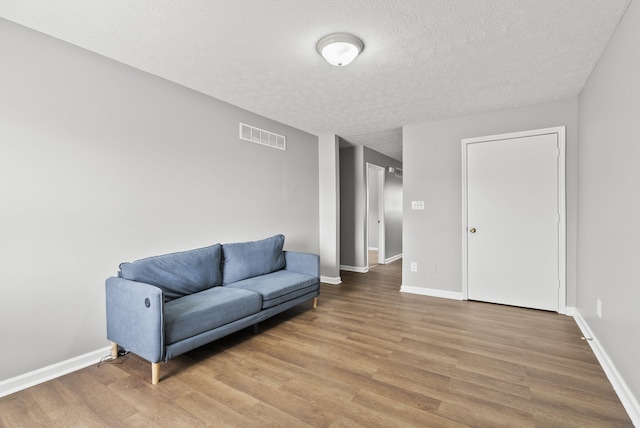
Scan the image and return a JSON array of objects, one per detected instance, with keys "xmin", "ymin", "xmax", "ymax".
[
  {"xmin": 221, "ymin": 234, "xmax": 285, "ymax": 285},
  {"xmin": 120, "ymin": 244, "xmax": 222, "ymax": 301}
]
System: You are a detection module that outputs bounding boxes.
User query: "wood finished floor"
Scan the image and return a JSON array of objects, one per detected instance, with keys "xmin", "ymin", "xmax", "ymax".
[{"xmin": 0, "ymin": 260, "xmax": 632, "ymax": 427}]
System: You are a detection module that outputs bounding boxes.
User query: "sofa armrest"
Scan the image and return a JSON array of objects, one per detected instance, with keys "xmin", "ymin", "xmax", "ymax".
[
  {"xmin": 105, "ymin": 277, "xmax": 165, "ymax": 363},
  {"xmin": 284, "ymin": 251, "xmax": 320, "ymax": 279}
]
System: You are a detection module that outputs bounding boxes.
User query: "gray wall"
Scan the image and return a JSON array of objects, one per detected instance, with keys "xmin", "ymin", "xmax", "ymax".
[
  {"xmin": 340, "ymin": 145, "xmax": 403, "ymax": 268},
  {"xmin": 318, "ymin": 134, "xmax": 341, "ymax": 281},
  {"xmin": 339, "ymin": 146, "xmax": 360, "ymax": 267},
  {"xmin": 384, "ymin": 172, "xmax": 403, "ymax": 259},
  {"xmin": 578, "ymin": 0, "xmax": 640, "ymax": 404},
  {"xmin": 403, "ymin": 98, "xmax": 578, "ymax": 302},
  {"xmin": 0, "ymin": 19, "xmax": 319, "ymax": 382}
]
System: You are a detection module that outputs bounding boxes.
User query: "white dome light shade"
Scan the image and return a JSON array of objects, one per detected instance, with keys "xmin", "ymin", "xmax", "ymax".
[{"xmin": 317, "ymin": 33, "xmax": 364, "ymax": 66}]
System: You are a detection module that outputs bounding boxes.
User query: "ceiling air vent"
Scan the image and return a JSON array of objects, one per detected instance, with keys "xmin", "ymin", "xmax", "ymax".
[
  {"xmin": 239, "ymin": 122, "xmax": 286, "ymax": 151},
  {"xmin": 388, "ymin": 167, "xmax": 403, "ymax": 177}
]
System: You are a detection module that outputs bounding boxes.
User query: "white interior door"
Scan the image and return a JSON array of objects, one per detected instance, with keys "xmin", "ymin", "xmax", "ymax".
[
  {"xmin": 377, "ymin": 167, "xmax": 385, "ymax": 265},
  {"xmin": 367, "ymin": 163, "xmax": 386, "ymax": 267},
  {"xmin": 463, "ymin": 128, "xmax": 565, "ymax": 312}
]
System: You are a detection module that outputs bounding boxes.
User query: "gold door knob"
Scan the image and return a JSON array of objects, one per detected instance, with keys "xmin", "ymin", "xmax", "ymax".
[{"xmin": 469, "ymin": 227, "xmax": 476, "ymax": 233}]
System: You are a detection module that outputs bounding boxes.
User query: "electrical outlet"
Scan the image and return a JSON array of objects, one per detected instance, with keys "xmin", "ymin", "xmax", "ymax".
[
  {"xmin": 597, "ymin": 299, "xmax": 602, "ymax": 318},
  {"xmin": 410, "ymin": 262, "xmax": 418, "ymax": 272}
]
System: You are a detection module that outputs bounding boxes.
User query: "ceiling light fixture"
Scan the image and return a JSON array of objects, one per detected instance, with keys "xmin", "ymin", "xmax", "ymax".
[{"xmin": 316, "ymin": 33, "xmax": 364, "ymax": 67}]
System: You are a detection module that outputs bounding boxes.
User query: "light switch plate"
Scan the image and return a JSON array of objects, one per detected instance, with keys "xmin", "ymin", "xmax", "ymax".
[{"xmin": 411, "ymin": 201, "xmax": 424, "ymax": 210}]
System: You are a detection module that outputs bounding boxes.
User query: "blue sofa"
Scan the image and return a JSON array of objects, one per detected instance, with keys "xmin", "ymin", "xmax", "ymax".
[{"xmin": 105, "ymin": 234, "xmax": 319, "ymax": 384}]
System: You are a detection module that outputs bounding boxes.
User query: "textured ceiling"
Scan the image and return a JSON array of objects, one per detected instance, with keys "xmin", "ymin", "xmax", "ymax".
[{"xmin": 0, "ymin": 0, "xmax": 631, "ymax": 161}]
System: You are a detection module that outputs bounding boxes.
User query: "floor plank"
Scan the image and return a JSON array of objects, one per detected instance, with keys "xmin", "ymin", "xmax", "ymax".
[{"xmin": 0, "ymin": 259, "xmax": 633, "ymax": 427}]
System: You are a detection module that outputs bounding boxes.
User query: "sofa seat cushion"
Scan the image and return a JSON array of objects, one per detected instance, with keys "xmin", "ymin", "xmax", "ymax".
[
  {"xmin": 164, "ymin": 287, "xmax": 262, "ymax": 345},
  {"xmin": 120, "ymin": 244, "xmax": 222, "ymax": 302},
  {"xmin": 226, "ymin": 270, "xmax": 318, "ymax": 309},
  {"xmin": 221, "ymin": 235, "xmax": 286, "ymax": 285}
]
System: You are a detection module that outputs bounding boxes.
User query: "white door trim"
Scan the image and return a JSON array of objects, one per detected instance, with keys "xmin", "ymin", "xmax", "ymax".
[
  {"xmin": 366, "ymin": 163, "xmax": 386, "ymax": 268},
  {"xmin": 461, "ymin": 126, "xmax": 566, "ymax": 313},
  {"xmin": 377, "ymin": 167, "xmax": 386, "ymax": 265}
]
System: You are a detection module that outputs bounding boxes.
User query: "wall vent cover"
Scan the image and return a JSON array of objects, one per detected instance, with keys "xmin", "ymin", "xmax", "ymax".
[{"xmin": 239, "ymin": 122, "xmax": 286, "ymax": 151}]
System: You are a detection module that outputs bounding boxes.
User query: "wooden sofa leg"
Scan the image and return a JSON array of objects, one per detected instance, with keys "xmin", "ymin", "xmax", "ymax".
[
  {"xmin": 313, "ymin": 296, "xmax": 318, "ymax": 309},
  {"xmin": 152, "ymin": 363, "xmax": 160, "ymax": 385},
  {"xmin": 252, "ymin": 324, "xmax": 259, "ymax": 335},
  {"xmin": 110, "ymin": 342, "xmax": 119, "ymax": 358}
]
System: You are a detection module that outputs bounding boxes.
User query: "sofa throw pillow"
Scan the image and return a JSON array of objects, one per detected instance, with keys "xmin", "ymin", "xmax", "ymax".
[
  {"xmin": 221, "ymin": 234, "xmax": 285, "ymax": 285},
  {"xmin": 120, "ymin": 244, "xmax": 222, "ymax": 301}
]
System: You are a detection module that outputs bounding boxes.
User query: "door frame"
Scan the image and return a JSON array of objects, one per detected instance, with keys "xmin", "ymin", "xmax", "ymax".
[
  {"xmin": 366, "ymin": 163, "xmax": 386, "ymax": 267},
  {"xmin": 461, "ymin": 126, "xmax": 567, "ymax": 313}
]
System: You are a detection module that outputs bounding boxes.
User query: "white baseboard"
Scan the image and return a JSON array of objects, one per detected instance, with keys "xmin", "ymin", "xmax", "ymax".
[
  {"xmin": 0, "ymin": 346, "xmax": 111, "ymax": 398},
  {"xmin": 368, "ymin": 247, "xmax": 379, "ymax": 251},
  {"xmin": 384, "ymin": 253, "xmax": 403, "ymax": 264},
  {"xmin": 320, "ymin": 276, "xmax": 342, "ymax": 285},
  {"xmin": 340, "ymin": 265, "xmax": 369, "ymax": 273},
  {"xmin": 400, "ymin": 285, "xmax": 464, "ymax": 300},
  {"xmin": 573, "ymin": 310, "xmax": 640, "ymax": 426},
  {"xmin": 340, "ymin": 256, "xmax": 401, "ymax": 273},
  {"xmin": 563, "ymin": 306, "xmax": 576, "ymax": 316}
]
